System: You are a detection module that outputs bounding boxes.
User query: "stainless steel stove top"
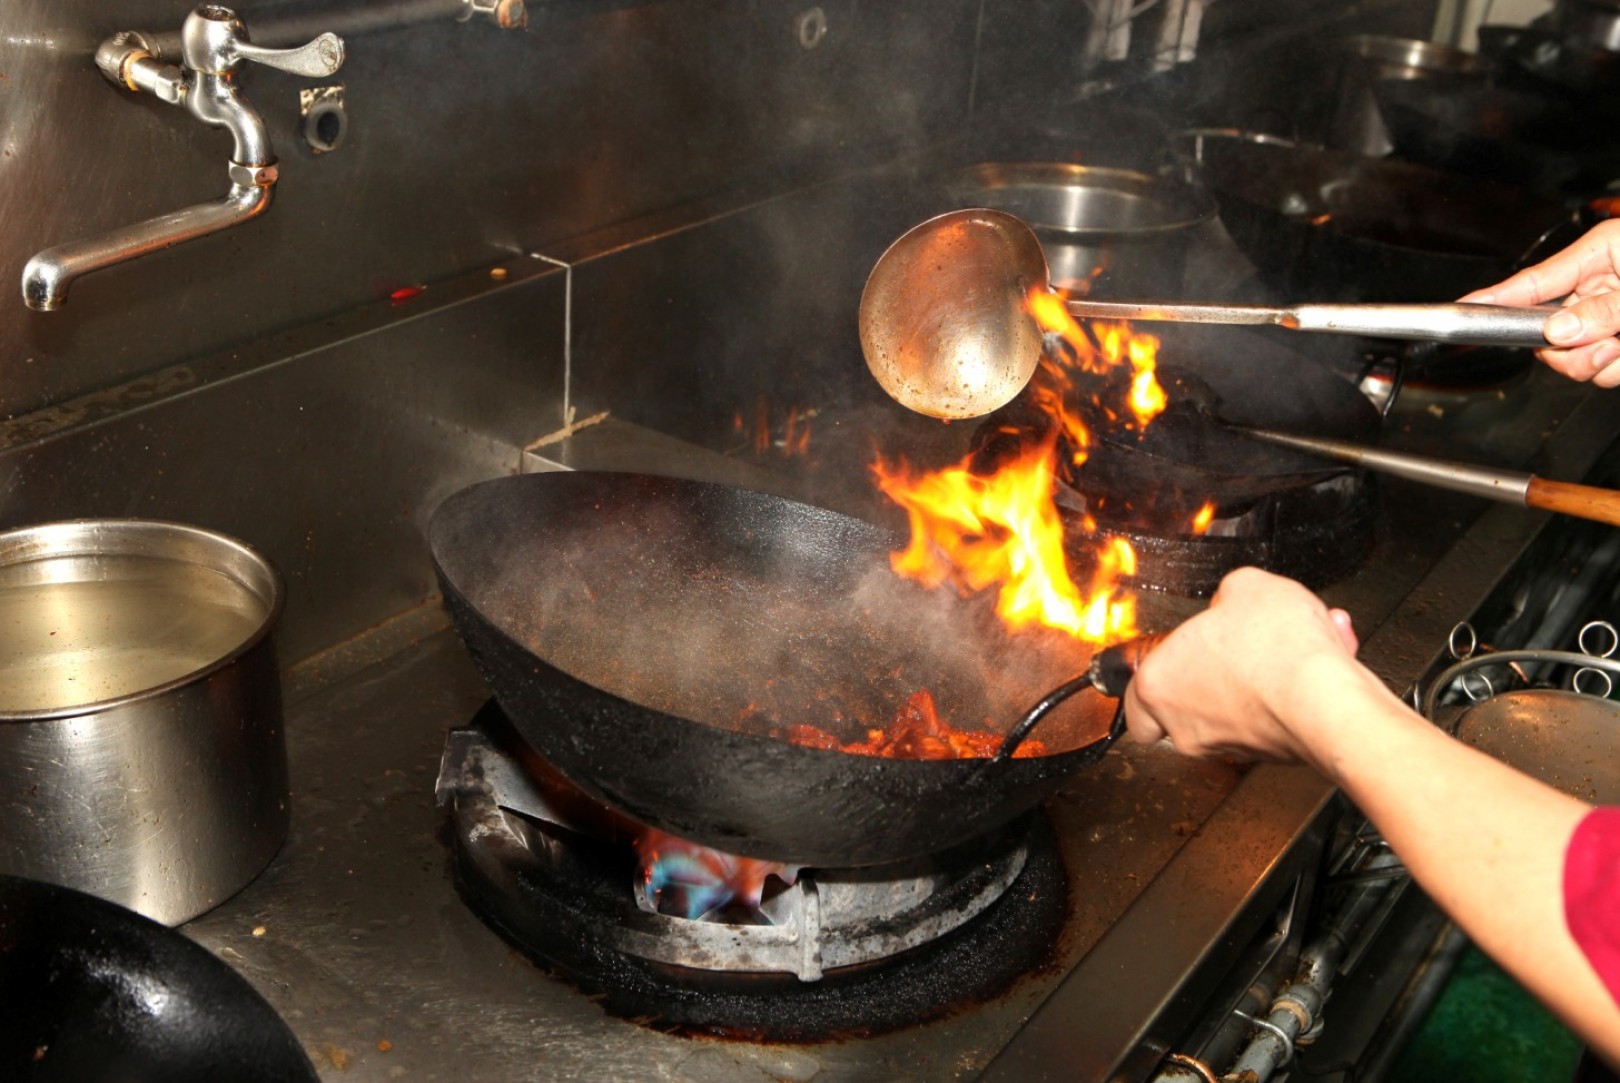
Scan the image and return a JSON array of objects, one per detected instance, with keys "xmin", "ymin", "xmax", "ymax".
[{"xmin": 181, "ymin": 365, "xmax": 1620, "ymax": 1080}]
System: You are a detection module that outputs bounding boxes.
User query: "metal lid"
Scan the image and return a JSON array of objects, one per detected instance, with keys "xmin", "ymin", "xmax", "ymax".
[{"xmin": 1454, "ymin": 688, "xmax": 1620, "ymax": 804}]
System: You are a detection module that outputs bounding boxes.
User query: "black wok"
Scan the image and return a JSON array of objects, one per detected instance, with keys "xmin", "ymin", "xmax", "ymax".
[
  {"xmin": 1371, "ymin": 73, "xmax": 1620, "ymax": 196},
  {"xmin": 0, "ymin": 875, "xmax": 317, "ymax": 1083},
  {"xmin": 429, "ymin": 471, "xmax": 1122, "ymax": 867},
  {"xmin": 1176, "ymin": 132, "xmax": 1571, "ymax": 303}
]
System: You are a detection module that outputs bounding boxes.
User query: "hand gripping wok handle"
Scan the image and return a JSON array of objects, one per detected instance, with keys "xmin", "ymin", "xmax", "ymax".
[
  {"xmin": 1286, "ymin": 303, "xmax": 1557, "ymax": 347},
  {"xmin": 1088, "ymin": 632, "xmax": 1167, "ymax": 698},
  {"xmin": 990, "ymin": 633, "xmax": 1166, "ymax": 763}
]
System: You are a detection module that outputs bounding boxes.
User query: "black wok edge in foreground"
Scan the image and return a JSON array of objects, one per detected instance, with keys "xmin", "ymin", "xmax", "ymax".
[
  {"xmin": 0, "ymin": 874, "xmax": 317, "ymax": 1083},
  {"xmin": 430, "ymin": 471, "xmax": 1132, "ymax": 868}
]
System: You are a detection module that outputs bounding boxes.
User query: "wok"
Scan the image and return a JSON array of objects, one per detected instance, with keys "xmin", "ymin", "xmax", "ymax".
[
  {"xmin": 429, "ymin": 471, "xmax": 1123, "ymax": 867},
  {"xmin": 1176, "ymin": 131, "xmax": 1572, "ymax": 303},
  {"xmin": 1371, "ymin": 74, "xmax": 1620, "ymax": 195},
  {"xmin": 0, "ymin": 874, "xmax": 317, "ymax": 1082},
  {"xmin": 1479, "ymin": 23, "xmax": 1620, "ymax": 98}
]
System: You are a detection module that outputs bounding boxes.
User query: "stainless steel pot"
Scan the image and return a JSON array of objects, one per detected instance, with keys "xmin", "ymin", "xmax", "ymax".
[
  {"xmin": 939, "ymin": 162, "xmax": 1217, "ymax": 296},
  {"xmin": 1342, "ymin": 34, "xmax": 1486, "ymax": 79},
  {"xmin": 0, "ymin": 520, "xmax": 288, "ymax": 926}
]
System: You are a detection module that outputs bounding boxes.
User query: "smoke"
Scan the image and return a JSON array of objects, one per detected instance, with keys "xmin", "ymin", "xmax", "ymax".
[{"xmin": 445, "ymin": 475, "xmax": 1109, "ymax": 754}]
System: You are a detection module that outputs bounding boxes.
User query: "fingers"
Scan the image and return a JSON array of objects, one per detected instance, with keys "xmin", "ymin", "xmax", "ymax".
[
  {"xmin": 1538, "ymin": 338, "xmax": 1620, "ymax": 384},
  {"xmin": 1121, "ymin": 687, "xmax": 1166, "ymax": 746},
  {"xmin": 1539, "ymin": 290, "xmax": 1620, "ymax": 382},
  {"xmin": 1461, "ymin": 265, "xmax": 1565, "ymax": 307},
  {"xmin": 1545, "ymin": 290, "xmax": 1620, "ymax": 348},
  {"xmin": 1462, "ymin": 219, "xmax": 1620, "ymax": 308},
  {"xmin": 1463, "ymin": 254, "xmax": 1581, "ymax": 307}
]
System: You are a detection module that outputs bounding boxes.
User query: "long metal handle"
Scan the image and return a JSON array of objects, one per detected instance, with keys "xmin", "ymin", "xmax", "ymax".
[
  {"xmin": 1063, "ymin": 299, "xmax": 1558, "ymax": 348},
  {"xmin": 1241, "ymin": 428, "xmax": 1620, "ymax": 527},
  {"xmin": 1239, "ymin": 428, "xmax": 1534, "ymax": 501},
  {"xmin": 1285, "ymin": 303, "xmax": 1556, "ymax": 347}
]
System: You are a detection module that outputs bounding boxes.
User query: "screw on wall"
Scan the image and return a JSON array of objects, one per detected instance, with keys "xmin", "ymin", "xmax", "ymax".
[
  {"xmin": 796, "ymin": 6, "xmax": 828, "ymax": 49},
  {"xmin": 300, "ymin": 85, "xmax": 348, "ymax": 155}
]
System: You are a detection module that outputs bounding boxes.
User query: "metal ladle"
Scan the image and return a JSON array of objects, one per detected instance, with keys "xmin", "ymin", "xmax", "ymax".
[{"xmin": 859, "ymin": 209, "xmax": 1559, "ymax": 420}]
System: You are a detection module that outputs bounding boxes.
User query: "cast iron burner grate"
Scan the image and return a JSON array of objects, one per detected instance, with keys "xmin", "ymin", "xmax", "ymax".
[
  {"xmin": 435, "ymin": 701, "xmax": 1069, "ymax": 1041},
  {"xmin": 1070, "ymin": 469, "xmax": 1378, "ymax": 597},
  {"xmin": 971, "ymin": 370, "xmax": 1379, "ymax": 596}
]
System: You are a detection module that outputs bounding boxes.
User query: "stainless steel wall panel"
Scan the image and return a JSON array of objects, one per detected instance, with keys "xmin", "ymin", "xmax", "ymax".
[
  {"xmin": 1, "ymin": 0, "xmax": 982, "ymax": 418},
  {"xmin": 0, "ymin": 263, "xmax": 567, "ymax": 662}
]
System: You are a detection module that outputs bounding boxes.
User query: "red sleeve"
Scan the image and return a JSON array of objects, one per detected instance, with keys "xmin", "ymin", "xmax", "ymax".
[{"xmin": 1565, "ymin": 805, "xmax": 1620, "ymax": 1006}]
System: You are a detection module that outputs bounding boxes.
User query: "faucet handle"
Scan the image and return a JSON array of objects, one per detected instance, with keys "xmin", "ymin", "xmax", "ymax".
[
  {"xmin": 181, "ymin": 7, "xmax": 344, "ymax": 77},
  {"xmin": 234, "ymin": 32, "xmax": 344, "ymax": 78}
]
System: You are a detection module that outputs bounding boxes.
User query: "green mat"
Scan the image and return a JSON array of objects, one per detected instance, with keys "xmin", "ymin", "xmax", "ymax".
[{"xmin": 1390, "ymin": 946, "xmax": 1585, "ymax": 1083}]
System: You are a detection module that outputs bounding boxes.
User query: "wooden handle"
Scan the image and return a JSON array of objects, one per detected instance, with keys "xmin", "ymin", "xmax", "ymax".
[{"xmin": 1526, "ymin": 476, "xmax": 1620, "ymax": 527}]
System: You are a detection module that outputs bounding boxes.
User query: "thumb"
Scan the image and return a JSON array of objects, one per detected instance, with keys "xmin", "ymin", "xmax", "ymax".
[
  {"xmin": 1548, "ymin": 291, "xmax": 1620, "ymax": 346},
  {"xmin": 1328, "ymin": 608, "xmax": 1359, "ymax": 654}
]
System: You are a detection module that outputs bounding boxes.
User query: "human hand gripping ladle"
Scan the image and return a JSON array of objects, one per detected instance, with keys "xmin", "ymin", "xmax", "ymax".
[{"xmin": 858, "ymin": 208, "xmax": 1620, "ymax": 529}]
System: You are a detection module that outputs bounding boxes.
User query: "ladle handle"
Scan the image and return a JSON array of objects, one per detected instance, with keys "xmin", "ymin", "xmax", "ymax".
[{"xmin": 1286, "ymin": 303, "xmax": 1558, "ymax": 347}]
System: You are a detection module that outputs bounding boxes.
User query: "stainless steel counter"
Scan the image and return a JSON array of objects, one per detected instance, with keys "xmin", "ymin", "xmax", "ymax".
[
  {"xmin": 180, "ymin": 362, "xmax": 1620, "ymax": 1080},
  {"xmin": 186, "ymin": 603, "xmax": 1251, "ymax": 1081}
]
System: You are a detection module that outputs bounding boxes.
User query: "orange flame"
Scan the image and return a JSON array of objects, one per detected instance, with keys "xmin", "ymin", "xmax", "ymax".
[
  {"xmin": 1027, "ymin": 289, "xmax": 1168, "ymax": 430},
  {"xmin": 868, "ymin": 294, "xmax": 1180, "ymax": 652},
  {"xmin": 872, "ymin": 440, "xmax": 1136, "ymax": 644},
  {"xmin": 1191, "ymin": 501, "xmax": 1217, "ymax": 535}
]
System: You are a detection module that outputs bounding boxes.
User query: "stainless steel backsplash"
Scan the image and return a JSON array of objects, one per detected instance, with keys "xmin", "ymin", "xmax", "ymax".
[{"xmin": 0, "ymin": 0, "xmax": 1422, "ymax": 663}]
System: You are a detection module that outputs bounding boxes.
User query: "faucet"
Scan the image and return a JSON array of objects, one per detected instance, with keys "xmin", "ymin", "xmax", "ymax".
[{"xmin": 21, "ymin": 6, "xmax": 345, "ymax": 311}]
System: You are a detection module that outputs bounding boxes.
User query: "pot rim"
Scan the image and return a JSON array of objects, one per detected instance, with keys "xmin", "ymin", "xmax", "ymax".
[
  {"xmin": 942, "ymin": 160, "xmax": 1219, "ymax": 237},
  {"xmin": 0, "ymin": 518, "xmax": 284, "ymax": 723}
]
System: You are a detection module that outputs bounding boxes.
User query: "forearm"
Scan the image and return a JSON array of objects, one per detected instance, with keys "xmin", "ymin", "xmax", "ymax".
[{"xmin": 1296, "ymin": 658, "xmax": 1620, "ymax": 1060}]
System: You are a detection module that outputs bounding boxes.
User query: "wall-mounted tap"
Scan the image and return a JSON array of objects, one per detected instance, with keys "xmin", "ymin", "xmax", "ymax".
[{"xmin": 20, "ymin": 6, "xmax": 345, "ymax": 311}]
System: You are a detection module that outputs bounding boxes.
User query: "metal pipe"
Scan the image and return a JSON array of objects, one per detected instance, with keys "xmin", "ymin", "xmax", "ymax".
[
  {"xmin": 142, "ymin": 0, "xmax": 524, "ymax": 55},
  {"xmin": 1350, "ymin": 923, "xmax": 1472, "ymax": 1081},
  {"xmin": 21, "ymin": 6, "xmax": 348, "ymax": 310},
  {"xmin": 23, "ymin": 181, "xmax": 273, "ymax": 312},
  {"xmin": 1223, "ymin": 872, "xmax": 1400, "ymax": 1081}
]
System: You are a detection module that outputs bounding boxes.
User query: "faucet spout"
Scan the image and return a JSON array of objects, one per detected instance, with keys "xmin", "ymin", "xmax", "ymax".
[
  {"xmin": 23, "ymin": 178, "xmax": 272, "ymax": 311},
  {"xmin": 22, "ymin": 6, "xmax": 343, "ymax": 310}
]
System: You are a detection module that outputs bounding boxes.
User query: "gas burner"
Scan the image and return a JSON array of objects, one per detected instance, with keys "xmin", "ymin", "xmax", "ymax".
[
  {"xmin": 1072, "ymin": 469, "xmax": 1378, "ymax": 597},
  {"xmin": 972, "ymin": 421, "xmax": 1377, "ymax": 598},
  {"xmin": 435, "ymin": 702, "xmax": 1068, "ymax": 1040}
]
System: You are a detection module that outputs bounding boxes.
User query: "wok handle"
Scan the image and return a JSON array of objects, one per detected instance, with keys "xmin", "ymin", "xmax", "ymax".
[
  {"xmin": 1089, "ymin": 632, "xmax": 1167, "ymax": 698},
  {"xmin": 1285, "ymin": 303, "xmax": 1557, "ymax": 348},
  {"xmin": 990, "ymin": 633, "xmax": 1165, "ymax": 763}
]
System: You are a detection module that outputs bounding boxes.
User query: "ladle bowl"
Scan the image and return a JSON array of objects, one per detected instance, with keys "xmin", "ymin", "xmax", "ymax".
[{"xmin": 858, "ymin": 208, "xmax": 1050, "ymax": 420}]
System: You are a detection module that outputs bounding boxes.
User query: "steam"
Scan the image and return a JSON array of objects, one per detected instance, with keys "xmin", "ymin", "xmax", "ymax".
[{"xmin": 449, "ymin": 478, "xmax": 1108, "ymax": 754}]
